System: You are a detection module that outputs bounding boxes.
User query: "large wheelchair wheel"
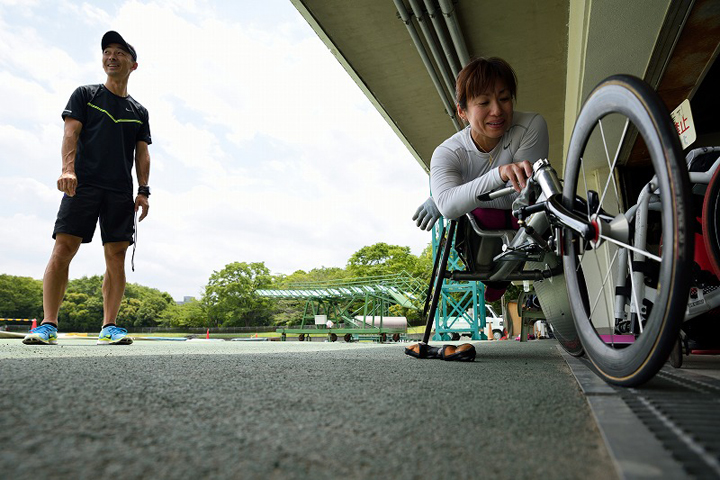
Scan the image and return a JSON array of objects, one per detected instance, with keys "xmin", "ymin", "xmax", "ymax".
[{"xmin": 562, "ymin": 75, "xmax": 692, "ymax": 387}]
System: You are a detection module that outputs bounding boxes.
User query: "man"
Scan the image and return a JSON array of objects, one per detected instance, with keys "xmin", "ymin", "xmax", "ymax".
[{"xmin": 23, "ymin": 31, "xmax": 152, "ymax": 346}]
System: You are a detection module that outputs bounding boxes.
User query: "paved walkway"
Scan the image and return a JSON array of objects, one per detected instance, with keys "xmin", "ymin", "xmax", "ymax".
[{"xmin": 0, "ymin": 338, "xmax": 614, "ymax": 479}]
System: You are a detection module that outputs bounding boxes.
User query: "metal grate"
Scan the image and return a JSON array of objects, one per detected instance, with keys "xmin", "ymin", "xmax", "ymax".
[
  {"xmin": 561, "ymin": 348, "xmax": 720, "ymax": 479},
  {"xmin": 620, "ymin": 369, "xmax": 720, "ymax": 479}
]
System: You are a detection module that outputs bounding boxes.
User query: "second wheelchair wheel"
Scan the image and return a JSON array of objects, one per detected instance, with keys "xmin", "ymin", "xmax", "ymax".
[
  {"xmin": 702, "ymin": 163, "xmax": 720, "ymax": 278},
  {"xmin": 562, "ymin": 75, "xmax": 692, "ymax": 387}
]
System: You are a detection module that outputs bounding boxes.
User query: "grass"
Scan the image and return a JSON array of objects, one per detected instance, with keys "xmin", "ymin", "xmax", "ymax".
[{"xmin": 128, "ymin": 332, "xmax": 284, "ymax": 339}]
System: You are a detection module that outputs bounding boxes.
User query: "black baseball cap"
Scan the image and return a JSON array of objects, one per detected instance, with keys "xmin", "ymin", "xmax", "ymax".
[{"xmin": 101, "ymin": 31, "xmax": 137, "ymax": 61}]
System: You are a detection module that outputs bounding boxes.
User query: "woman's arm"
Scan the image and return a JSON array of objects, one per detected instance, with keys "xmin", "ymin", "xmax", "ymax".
[{"xmin": 430, "ymin": 146, "xmax": 505, "ymax": 219}]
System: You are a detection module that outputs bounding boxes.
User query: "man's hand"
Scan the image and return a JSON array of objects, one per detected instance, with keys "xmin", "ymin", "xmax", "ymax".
[
  {"xmin": 135, "ymin": 195, "xmax": 149, "ymax": 221},
  {"xmin": 413, "ymin": 196, "xmax": 442, "ymax": 231},
  {"xmin": 498, "ymin": 160, "xmax": 533, "ymax": 192},
  {"xmin": 57, "ymin": 172, "xmax": 77, "ymax": 196}
]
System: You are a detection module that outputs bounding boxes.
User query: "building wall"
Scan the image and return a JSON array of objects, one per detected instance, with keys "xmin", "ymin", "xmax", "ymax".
[{"xmin": 563, "ymin": 0, "xmax": 672, "ymax": 164}]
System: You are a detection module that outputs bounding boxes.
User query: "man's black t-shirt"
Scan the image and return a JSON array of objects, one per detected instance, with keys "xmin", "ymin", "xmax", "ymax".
[{"xmin": 62, "ymin": 84, "xmax": 152, "ymax": 193}]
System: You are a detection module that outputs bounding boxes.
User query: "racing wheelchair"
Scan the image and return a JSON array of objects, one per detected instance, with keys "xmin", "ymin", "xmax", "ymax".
[{"xmin": 411, "ymin": 75, "xmax": 720, "ymax": 387}]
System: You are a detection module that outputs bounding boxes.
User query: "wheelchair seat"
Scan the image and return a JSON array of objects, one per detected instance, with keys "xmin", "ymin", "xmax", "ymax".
[{"xmin": 454, "ymin": 209, "xmax": 518, "ymax": 274}]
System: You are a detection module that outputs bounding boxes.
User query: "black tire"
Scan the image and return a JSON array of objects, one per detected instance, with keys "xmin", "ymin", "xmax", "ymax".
[
  {"xmin": 563, "ymin": 75, "xmax": 692, "ymax": 387},
  {"xmin": 330, "ymin": 333, "xmax": 338, "ymax": 342},
  {"xmin": 392, "ymin": 333, "xmax": 401, "ymax": 342},
  {"xmin": 344, "ymin": 333, "xmax": 353, "ymax": 343},
  {"xmin": 298, "ymin": 333, "xmax": 305, "ymax": 342},
  {"xmin": 492, "ymin": 330, "xmax": 503, "ymax": 341},
  {"xmin": 451, "ymin": 332, "xmax": 460, "ymax": 341},
  {"xmin": 668, "ymin": 336, "xmax": 683, "ymax": 368},
  {"xmin": 702, "ymin": 164, "xmax": 720, "ymax": 278}
]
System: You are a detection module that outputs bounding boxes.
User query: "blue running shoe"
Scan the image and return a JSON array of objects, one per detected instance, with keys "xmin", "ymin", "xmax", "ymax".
[
  {"xmin": 22, "ymin": 323, "xmax": 58, "ymax": 345},
  {"xmin": 97, "ymin": 325, "xmax": 133, "ymax": 345}
]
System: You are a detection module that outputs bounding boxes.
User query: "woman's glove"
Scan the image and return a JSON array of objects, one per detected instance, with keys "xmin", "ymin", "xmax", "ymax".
[{"xmin": 412, "ymin": 196, "xmax": 442, "ymax": 231}]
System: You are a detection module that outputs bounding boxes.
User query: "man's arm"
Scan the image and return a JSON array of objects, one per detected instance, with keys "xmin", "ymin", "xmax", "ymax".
[
  {"xmin": 134, "ymin": 140, "xmax": 151, "ymax": 221},
  {"xmin": 58, "ymin": 117, "xmax": 82, "ymax": 196}
]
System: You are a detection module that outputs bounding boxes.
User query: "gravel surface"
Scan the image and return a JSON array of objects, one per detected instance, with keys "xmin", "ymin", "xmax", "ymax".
[{"xmin": 0, "ymin": 338, "xmax": 615, "ymax": 479}]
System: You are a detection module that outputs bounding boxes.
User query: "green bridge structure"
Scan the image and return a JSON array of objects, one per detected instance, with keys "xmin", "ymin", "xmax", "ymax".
[
  {"xmin": 257, "ymin": 273, "xmax": 427, "ymax": 342},
  {"xmin": 258, "ymin": 247, "xmax": 489, "ymax": 342}
]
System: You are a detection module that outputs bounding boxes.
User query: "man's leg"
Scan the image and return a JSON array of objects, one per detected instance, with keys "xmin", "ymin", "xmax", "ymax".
[
  {"xmin": 102, "ymin": 241, "xmax": 130, "ymax": 326},
  {"xmin": 43, "ymin": 233, "xmax": 83, "ymax": 325},
  {"xmin": 24, "ymin": 234, "xmax": 82, "ymax": 345},
  {"xmin": 97, "ymin": 241, "xmax": 133, "ymax": 345}
]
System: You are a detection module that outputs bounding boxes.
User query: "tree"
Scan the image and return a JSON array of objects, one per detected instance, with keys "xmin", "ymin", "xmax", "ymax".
[
  {"xmin": 203, "ymin": 262, "xmax": 273, "ymax": 327},
  {"xmin": 276, "ymin": 266, "xmax": 348, "ymax": 287},
  {"xmin": 67, "ymin": 275, "xmax": 103, "ymax": 297},
  {"xmin": 413, "ymin": 243, "xmax": 434, "ymax": 282},
  {"xmin": 0, "ymin": 274, "xmax": 43, "ymax": 319},
  {"xmin": 346, "ymin": 243, "xmax": 419, "ymax": 278},
  {"xmin": 158, "ymin": 299, "xmax": 208, "ymax": 328},
  {"xmin": 58, "ymin": 291, "xmax": 103, "ymax": 332},
  {"xmin": 120, "ymin": 283, "xmax": 175, "ymax": 327},
  {"xmin": 52, "ymin": 275, "xmax": 175, "ymax": 331}
]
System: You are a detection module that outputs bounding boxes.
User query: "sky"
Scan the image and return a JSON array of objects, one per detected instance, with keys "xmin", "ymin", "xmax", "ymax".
[{"xmin": 0, "ymin": 0, "xmax": 432, "ymax": 301}]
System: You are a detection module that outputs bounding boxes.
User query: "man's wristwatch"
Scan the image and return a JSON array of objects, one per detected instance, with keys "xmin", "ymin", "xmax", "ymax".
[{"xmin": 138, "ymin": 185, "xmax": 151, "ymax": 197}]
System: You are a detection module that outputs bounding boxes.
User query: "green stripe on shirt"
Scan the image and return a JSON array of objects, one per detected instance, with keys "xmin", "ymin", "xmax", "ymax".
[{"xmin": 87, "ymin": 102, "xmax": 143, "ymax": 124}]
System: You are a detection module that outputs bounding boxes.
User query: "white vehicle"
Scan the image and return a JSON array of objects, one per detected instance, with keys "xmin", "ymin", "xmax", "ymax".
[
  {"xmin": 483, "ymin": 305, "xmax": 506, "ymax": 340},
  {"xmin": 446, "ymin": 305, "xmax": 505, "ymax": 340}
]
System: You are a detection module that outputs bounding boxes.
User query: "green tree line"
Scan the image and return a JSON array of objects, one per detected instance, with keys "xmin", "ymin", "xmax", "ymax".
[{"xmin": 0, "ymin": 242, "xmax": 434, "ymax": 331}]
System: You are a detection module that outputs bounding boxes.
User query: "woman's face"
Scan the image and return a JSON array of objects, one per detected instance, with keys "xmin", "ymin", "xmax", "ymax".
[{"xmin": 458, "ymin": 82, "xmax": 514, "ymax": 151}]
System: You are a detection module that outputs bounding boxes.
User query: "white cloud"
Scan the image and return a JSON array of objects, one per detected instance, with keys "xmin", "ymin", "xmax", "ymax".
[{"xmin": 0, "ymin": 0, "xmax": 431, "ymax": 300}]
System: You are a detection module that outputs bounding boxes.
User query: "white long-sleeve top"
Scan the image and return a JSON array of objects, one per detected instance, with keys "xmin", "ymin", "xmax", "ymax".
[{"xmin": 430, "ymin": 111, "xmax": 549, "ymax": 219}]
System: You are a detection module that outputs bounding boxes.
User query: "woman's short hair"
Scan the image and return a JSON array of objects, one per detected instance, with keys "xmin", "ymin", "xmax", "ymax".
[{"xmin": 455, "ymin": 57, "xmax": 518, "ymax": 110}]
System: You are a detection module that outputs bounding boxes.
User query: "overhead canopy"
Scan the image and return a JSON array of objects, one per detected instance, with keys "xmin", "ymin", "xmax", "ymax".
[{"xmin": 292, "ymin": 0, "xmax": 720, "ymax": 173}]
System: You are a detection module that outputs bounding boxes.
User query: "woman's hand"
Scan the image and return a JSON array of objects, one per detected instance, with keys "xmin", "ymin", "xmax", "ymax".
[{"xmin": 498, "ymin": 160, "xmax": 533, "ymax": 192}]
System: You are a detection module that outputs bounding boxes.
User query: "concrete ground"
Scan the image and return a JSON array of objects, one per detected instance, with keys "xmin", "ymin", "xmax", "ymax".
[{"xmin": 0, "ymin": 338, "xmax": 615, "ymax": 480}]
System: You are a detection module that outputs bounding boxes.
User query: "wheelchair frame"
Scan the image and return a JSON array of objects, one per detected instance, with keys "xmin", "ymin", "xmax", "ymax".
[{"xmin": 418, "ymin": 75, "xmax": 720, "ymax": 387}]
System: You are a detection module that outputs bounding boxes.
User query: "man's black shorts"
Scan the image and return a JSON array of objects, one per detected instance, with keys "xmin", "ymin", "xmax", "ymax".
[{"xmin": 53, "ymin": 184, "xmax": 134, "ymax": 244}]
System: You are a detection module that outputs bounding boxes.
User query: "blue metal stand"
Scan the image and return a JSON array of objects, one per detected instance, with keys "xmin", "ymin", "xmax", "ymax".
[{"xmin": 430, "ymin": 217, "xmax": 488, "ymax": 341}]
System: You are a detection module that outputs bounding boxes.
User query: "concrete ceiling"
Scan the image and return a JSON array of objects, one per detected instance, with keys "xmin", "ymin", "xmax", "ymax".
[{"xmin": 292, "ymin": 0, "xmax": 720, "ymax": 175}]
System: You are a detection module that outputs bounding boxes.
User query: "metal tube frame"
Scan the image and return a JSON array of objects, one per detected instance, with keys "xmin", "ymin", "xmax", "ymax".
[{"xmin": 393, "ymin": 0, "xmax": 462, "ymax": 130}]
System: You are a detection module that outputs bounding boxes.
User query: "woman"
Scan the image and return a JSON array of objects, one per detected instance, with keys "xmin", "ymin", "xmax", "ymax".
[
  {"xmin": 433, "ymin": 57, "xmax": 547, "ymax": 217},
  {"xmin": 407, "ymin": 58, "xmax": 549, "ymax": 361},
  {"xmin": 414, "ymin": 57, "xmax": 548, "ymax": 221},
  {"xmin": 430, "ymin": 57, "xmax": 549, "ymax": 301}
]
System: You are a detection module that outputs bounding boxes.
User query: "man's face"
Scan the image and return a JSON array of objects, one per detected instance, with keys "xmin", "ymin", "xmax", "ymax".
[{"xmin": 102, "ymin": 43, "xmax": 137, "ymax": 78}]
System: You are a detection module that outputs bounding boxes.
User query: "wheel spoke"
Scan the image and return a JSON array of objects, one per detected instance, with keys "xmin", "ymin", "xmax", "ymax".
[
  {"xmin": 597, "ymin": 118, "xmax": 629, "ymax": 215},
  {"xmin": 582, "ymin": 119, "xmax": 651, "ymax": 342},
  {"xmin": 580, "ymin": 156, "xmax": 590, "ymax": 217},
  {"xmin": 598, "ymin": 234, "xmax": 662, "ymax": 263},
  {"xmin": 588, "ymin": 246, "xmax": 620, "ymax": 325}
]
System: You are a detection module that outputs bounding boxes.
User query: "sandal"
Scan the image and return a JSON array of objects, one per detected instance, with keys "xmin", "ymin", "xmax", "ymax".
[
  {"xmin": 404, "ymin": 343, "xmax": 441, "ymax": 359},
  {"xmin": 440, "ymin": 343, "xmax": 476, "ymax": 362}
]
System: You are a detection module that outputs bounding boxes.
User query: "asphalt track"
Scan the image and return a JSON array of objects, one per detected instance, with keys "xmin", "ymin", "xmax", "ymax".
[{"xmin": 0, "ymin": 338, "xmax": 615, "ymax": 479}]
